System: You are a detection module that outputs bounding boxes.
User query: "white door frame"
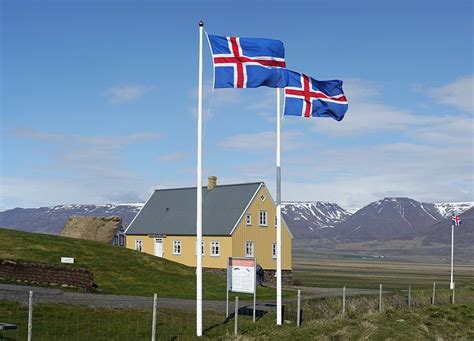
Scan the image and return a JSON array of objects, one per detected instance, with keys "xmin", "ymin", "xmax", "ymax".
[{"xmin": 154, "ymin": 238, "xmax": 163, "ymax": 257}]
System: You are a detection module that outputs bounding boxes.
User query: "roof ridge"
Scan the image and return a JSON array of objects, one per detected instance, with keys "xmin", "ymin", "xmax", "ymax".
[{"xmin": 153, "ymin": 182, "xmax": 263, "ymax": 192}]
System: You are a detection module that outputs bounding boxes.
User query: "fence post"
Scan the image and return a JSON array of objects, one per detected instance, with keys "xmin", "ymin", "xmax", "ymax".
[
  {"xmin": 234, "ymin": 296, "xmax": 239, "ymax": 335},
  {"xmin": 342, "ymin": 286, "xmax": 346, "ymax": 316},
  {"xmin": 151, "ymin": 293, "xmax": 157, "ymax": 341},
  {"xmin": 379, "ymin": 284, "xmax": 382, "ymax": 312},
  {"xmin": 452, "ymin": 283, "xmax": 455, "ymax": 304},
  {"xmin": 297, "ymin": 289, "xmax": 301, "ymax": 327},
  {"xmin": 28, "ymin": 291, "xmax": 33, "ymax": 341},
  {"xmin": 432, "ymin": 282, "xmax": 436, "ymax": 305},
  {"xmin": 408, "ymin": 285, "xmax": 411, "ymax": 309}
]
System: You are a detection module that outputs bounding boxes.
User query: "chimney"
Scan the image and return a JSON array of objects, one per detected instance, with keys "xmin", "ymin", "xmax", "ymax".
[{"xmin": 207, "ymin": 176, "xmax": 217, "ymax": 190}]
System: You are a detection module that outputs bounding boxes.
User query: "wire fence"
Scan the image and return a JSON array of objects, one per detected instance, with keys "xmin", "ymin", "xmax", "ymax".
[{"xmin": 0, "ymin": 284, "xmax": 472, "ymax": 339}]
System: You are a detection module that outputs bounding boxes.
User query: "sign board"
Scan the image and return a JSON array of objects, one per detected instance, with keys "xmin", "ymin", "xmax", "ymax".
[
  {"xmin": 226, "ymin": 257, "xmax": 257, "ymax": 323},
  {"xmin": 227, "ymin": 258, "xmax": 256, "ymax": 294},
  {"xmin": 61, "ymin": 257, "xmax": 74, "ymax": 264}
]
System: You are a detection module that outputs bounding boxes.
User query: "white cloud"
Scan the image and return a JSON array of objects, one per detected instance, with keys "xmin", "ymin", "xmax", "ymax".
[
  {"xmin": 157, "ymin": 152, "xmax": 188, "ymax": 162},
  {"xmin": 103, "ymin": 84, "xmax": 155, "ymax": 104},
  {"xmin": 427, "ymin": 75, "xmax": 473, "ymax": 112},
  {"xmin": 218, "ymin": 130, "xmax": 303, "ymax": 151}
]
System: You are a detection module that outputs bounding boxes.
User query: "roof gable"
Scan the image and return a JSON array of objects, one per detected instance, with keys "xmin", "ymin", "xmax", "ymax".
[{"xmin": 125, "ymin": 182, "xmax": 262, "ymax": 236}]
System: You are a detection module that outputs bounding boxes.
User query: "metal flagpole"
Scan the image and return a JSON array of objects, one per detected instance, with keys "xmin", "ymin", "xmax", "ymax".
[
  {"xmin": 276, "ymin": 87, "xmax": 282, "ymax": 325},
  {"xmin": 196, "ymin": 20, "xmax": 204, "ymax": 337},
  {"xmin": 450, "ymin": 222, "xmax": 454, "ymax": 290}
]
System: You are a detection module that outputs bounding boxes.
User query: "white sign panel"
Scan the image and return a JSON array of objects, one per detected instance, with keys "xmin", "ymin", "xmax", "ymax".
[
  {"xmin": 61, "ymin": 257, "xmax": 74, "ymax": 264},
  {"xmin": 227, "ymin": 258, "xmax": 256, "ymax": 294}
]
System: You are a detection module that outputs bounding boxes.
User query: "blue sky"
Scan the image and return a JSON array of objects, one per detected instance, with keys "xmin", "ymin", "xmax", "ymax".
[{"xmin": 1, "ymin": 0, "xmax": 473, "ymax": 210}]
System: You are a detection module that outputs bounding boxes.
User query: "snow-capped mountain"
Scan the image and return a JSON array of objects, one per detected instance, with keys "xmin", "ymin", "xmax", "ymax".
[
  {"xmin": 0, "ymin": 203, "xmax": 144, "ymax": 235},
  {"xmin": 433, "ymin": 202, "xmax": 474, "ymax": 217},
  {"xmin": 281, "ymin": 201, "xmax": 351, "ymax": 239},
  {"xmin": 327, "ymin": 197, "xmax": 445, "ymax": 242}
]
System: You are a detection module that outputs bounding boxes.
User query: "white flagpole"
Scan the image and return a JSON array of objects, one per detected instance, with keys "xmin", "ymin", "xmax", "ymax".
[
  {"xmin": 196, "ymin": 20, "xmax": 204, "ymax": 337},
  {"xmin": 276, "ymin": 87, "xmax": 282, "ymax": 325},
  {"xmin": 450, "ymin": 222, "xmax": 454, "ymax": 290}
]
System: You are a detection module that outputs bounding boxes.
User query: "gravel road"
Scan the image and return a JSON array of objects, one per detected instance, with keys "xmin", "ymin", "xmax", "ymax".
[{"xmin": 0, "ymin": 283, "xmax": 378, "ymax": 313}]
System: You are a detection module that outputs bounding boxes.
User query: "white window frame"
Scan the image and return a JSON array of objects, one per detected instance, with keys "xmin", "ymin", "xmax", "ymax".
[
  {"xmin": 259, "ymin": 210, "xmax": 268, "ymax": 227},
  {"xmin": 195, "ymin": 241, "xmax": 205, "ymax": 256},
  {"xmin": 246, "ymin": 214, "xmax": 252, "ymax": 226},
  {"xmin": 119, "ymin": 234, "xmax": 125, "ymax": 246},
  {"xmin": 173, "ymin": 240, "xmax": 182, "ymax": 255},
  {"xmin": 135, "ymin": 239, "xmax": 143, "ymax": 252},
  {"xmin": 260, "ymin": 194, "xmax": 266, "ymax": 202},
  {"xmin": 272, "ymin": 242, "xmax": 277, "ymax": 259},
  {"xmin": 245, "ymin": 241, "xmax": 254, "ymax": 257},
  {"xmin": 210, "ymin": 241, "xmax": 220, "ymax": 257}
]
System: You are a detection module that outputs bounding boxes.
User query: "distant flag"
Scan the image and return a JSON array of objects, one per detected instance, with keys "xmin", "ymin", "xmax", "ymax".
[
  {"xmin": 451, "ymin": 214, "xmax": 462, "ymax": 226},
  {"xmin": 283, "ymin": 70, "xmax": 348, "ymax": 120},
  {"xmin": 207, "ymin": 34, "xmax": 287, "ymax": 89}
]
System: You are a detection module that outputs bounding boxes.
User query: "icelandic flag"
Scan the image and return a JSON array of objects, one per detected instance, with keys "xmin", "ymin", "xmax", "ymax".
[
  {"xmin": 451, "ymin": 214, "xmax": 462, "ymax": 226},
  {"xmin": 283, "ymin": 70, "xmax": 348, "ymax": 120},
  {"xmin": 207, "ymin": 34, "xmax": 287, "ymax": 89}
]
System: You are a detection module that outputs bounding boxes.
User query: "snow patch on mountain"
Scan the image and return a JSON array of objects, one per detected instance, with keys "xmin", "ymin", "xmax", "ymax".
[{"xmin": 434, "ymin": 202, "xmax": 474, "ymax": 217}]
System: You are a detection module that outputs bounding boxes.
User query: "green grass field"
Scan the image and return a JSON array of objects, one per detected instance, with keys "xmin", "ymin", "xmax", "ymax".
[
  {"xmin": 0, "ymin": 228, "xmax": 280, "ymax": 300},
  {"xmin": 1, "ymin": 288, "xmax": 473, "ymax": 340},
  {"xmin": 292, "ymin": 247, "xmax": 474, "ymax": 290}
]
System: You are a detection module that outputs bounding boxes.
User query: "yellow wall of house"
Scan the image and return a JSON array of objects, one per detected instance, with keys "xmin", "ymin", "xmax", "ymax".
[
  {"xmin": 126, "ymin": 234, "xmax": 233, "ymax": 268},
  {"xmin": 125, "ymin": 183, "xmax": 293, "ymax": 270},
  {"xmin": 231, "ymin": 184, "xmax": 292, "ymax": 270}
]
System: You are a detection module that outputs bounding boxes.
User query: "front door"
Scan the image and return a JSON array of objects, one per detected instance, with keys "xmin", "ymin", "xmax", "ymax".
[{"xmin": 154, "ymin": 238, "xmax": 163, "ymax": 257}]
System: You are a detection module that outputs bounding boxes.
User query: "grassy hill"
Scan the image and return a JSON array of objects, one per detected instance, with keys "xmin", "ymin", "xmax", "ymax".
[{"xmin": 0, "ymin": 228, "xmax": 278, "ymax": 300}]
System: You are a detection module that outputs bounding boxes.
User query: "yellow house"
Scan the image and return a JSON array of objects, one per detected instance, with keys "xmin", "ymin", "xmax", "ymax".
[{"xmin": 125, "ymin": 177, "xmax": 293, "ymax": 278}]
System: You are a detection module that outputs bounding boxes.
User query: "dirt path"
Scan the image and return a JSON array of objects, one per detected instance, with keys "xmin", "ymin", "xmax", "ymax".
[{"xmin": 0, "ymin": 283, "xmax": 378, "ymax": 313}]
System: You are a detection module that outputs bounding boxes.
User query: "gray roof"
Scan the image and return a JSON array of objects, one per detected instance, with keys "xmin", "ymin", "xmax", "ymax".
[{"xmin": 126, "ymin": 182, "xmax": 262, "ymax": 236}]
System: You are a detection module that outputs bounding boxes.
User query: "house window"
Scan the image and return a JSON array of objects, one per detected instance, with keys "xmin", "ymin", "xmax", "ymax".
[
  {"xmin": 195, "ymin": 241, "xmax": 204, "ymax": 256},
  {"xmin": 259, "ymin": 210, "xmax": 268, "ymax": 226},
  {"xmin": 260, "ymin": 194, "xmax": 266, "ymax": 202},
  {"xmin": 119, "ymin": 235, "xmax": 125, "ymax": 247},
  {"xmin": 245, "ymin": 241, "xmax": 254, "ymax": 257},
  {"xmin": 113, "ymin": 235, "xmax": 118, "ymax": 245},
  {"xmin": 246, "ymin": 214, "xmax": 252, "ymax": 226},
  {"xmin": 173, "ymin": 240, "xmax": 182, "ymax": 255},
  {"xmin": 135, "ymin": 240, "xmax": 143, "ymax": 252},
  {"xmin": 272, "ymin": 243, "xmax": 277, "ymax": 259},
  {"xmin": 210, "ymin": 241, "xmax": 220, "ymax": 257}
]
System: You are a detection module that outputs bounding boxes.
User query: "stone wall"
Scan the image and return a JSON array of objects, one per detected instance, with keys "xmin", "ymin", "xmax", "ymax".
[
  {"xmin": 263, "ymin": 270, "xmax": 293, "ymax": 286},
  {"xmin": 0, "ymin": 259, "xmax": 95, "ymax": 290}
]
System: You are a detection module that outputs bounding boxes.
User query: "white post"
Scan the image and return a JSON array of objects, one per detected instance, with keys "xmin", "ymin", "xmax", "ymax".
[
  {"xmin": 28, "ymin": 291, "xmax": 33, "ymax": 341},
  {"xmin": 196, "ymin": 19, "xmax": 204, "ymax": 338},
  {"xmin": 432, "ymin": 282, "xmax": 436, "ymax": 305},
  {"xmin": 234, "ymin": 296, "xmax": 239, "ymax": 335},
  {"xmin": 276, "ymin": 87, "xmax": 283, "ymax": 326},
  {"xmin": 450, "ymin": 223, "xmax": 454, "ymax": 290},
  {"xmin": 226, "ymin": 288, "xmax": 229, "ymax": 318},
  {"xmin": 253, "ymin": 260, "xmax": 256, "ymax": 323},
  {"xmin": 452, "ymin": 283, "xmax": 455, "ymax": 304},
  {"xmin": 342, "ymin": 286, "xmax": 346, "ymax": 315},
  {"xmin": 297, "ymin": 289, "xmax": 301, "ymax": 327},
  {"xmin": 379, "ymin": 284, "xmax": 382, "ymax": 312},
  {"xmin": 151, "ymin": 293, "xmax": 157, "ymax": 341}
]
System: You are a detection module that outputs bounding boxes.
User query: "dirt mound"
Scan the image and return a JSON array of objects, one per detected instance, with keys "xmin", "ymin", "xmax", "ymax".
[{"xmin": 60, "ymin": 216, "xmax": 121, "ymax": 243}]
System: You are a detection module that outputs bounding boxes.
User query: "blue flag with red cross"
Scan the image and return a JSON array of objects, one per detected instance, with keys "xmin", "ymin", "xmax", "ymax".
[
  {"xmin": 207, "ymin": 34, "xmax": 287, "ymax": 89},
  {"xmin": 283, "ymin": 70, "xmax": 348, "ymax": 120}
]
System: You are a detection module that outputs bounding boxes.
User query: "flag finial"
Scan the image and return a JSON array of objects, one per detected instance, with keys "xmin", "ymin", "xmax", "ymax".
[{"xmin": 199, "ymin": 20, "xmax": 204, "ymax": 27}]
